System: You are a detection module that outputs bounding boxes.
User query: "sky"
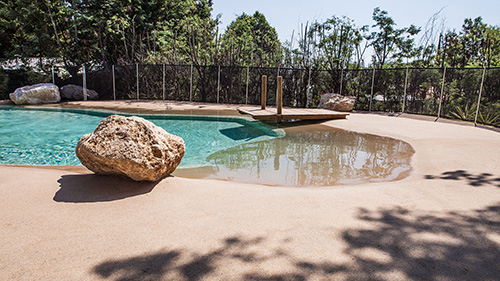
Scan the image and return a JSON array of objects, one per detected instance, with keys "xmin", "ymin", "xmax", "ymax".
[{"xmin": 212, "ymin": 0, "xmax": 500, "ymax": 43}]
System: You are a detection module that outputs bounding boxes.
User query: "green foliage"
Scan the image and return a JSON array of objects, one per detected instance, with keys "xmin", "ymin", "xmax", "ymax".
[
  {"xmin": 310, "ymin": 16, "xmax": 368, "ymax": 69},
  {"xmin": 478, "ymin": 110, "xmax": 500, "ymax": 126},
  {"xmin": 450, "ymin": 103, "xmax": 477, "ymax": 121},
  {"xmin": 0, "ymin": 69, "xmax": 8, "ymax": 99},
  {"xmin": 1, "ymin": 2, "xmax": 499, "ymax": 71},
  {"xmin": 0, "ymin": 0, "xmax": 219, "ymax": 67},
  {"xmin": 149, "ymin": 0, "xmax": 219, "ymax": 65},
  {"xmin": 367, "ymin": 7, "xmax": 420, "ymax": 68},
  {"xmin": 439, "ymin": 17, "xmax": 500, "ymax": 67},
  {"xmin": 219, "ymin": 11, "xmax": 281, "ymax": 67},
  {"xmin": 281, "ymin": 15, "xmax": 369, "ymax": 70}
]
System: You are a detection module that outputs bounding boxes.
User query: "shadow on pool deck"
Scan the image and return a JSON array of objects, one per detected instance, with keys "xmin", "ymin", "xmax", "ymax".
[
  {"xmin": 91, "ymin": 204, "xmax": 500, "ymax": 280},
  {"xmin": 54, "ymin": 174, "xmax": 158, "ymax": 203}
]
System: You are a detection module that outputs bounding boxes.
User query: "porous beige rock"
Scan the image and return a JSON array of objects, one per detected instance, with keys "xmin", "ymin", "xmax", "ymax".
[
  {"xmin": 9, "ymin": 83, "xmax": 61, "ymax": 105},
  {"xmin": 76, "ymin": 115, "xmax": 185, "ymax": 181},
  {"xmin": 60, "ymin": 84, "xmax": 99, "ymax": 100},
  {"xmin": 318, "ymin": 93, "xmax": 356, "ymax": 112}
]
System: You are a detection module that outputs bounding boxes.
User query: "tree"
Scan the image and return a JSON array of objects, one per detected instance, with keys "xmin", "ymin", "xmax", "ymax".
[
  {"xmin": 78, "ymin": 0, "xmax": 218, "ymax": 65},
  {"xmin": 415, "ymin": 7, "xmax": 447, "ymax": 67},
  {"xmin": 0, "ymin": 0, "xmax": 66, "ymax": 67},
  {"xmin": 483, "ymin": 25, "xmax": 500, "ymax": 67},
  {"xmin": 440, "ymin": 17, "xmax": 500, "ymax": 68},
  {"xmin": 461, "ymin": 17, "xmax": 488, "ymax": 66},
  {"xmin": 0, "ymin": 0, "xmax": 219, "ymax": 66},
  {"xmin": 219, "ymin": 11, "xmax": 280, "ymax": 67},
  {"xmin": 367, "ymin": 7, "xmax": 420, "ymax": 68},
  {"xmin": 308, "ymin": 15, "xmax": 368, "ymax": 70},
  {"xmin": 147, "ymin": 0, "xmax": 219, "ymax": 65}
]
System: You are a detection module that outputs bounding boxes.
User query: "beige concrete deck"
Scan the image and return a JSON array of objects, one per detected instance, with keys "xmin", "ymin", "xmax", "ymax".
[{"xmin": 1, "ymin": 101, "xmax": 500, "ymax": 280}]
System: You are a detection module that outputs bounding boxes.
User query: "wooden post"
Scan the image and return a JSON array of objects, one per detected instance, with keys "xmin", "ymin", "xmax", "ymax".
[
  {"xmin": 474, "ymin": 66, "xmax": 487, "ymax": 126},
  {"xmin": 112, "ymin": 65, "xmax": 116, "ymax": 100},
  {"xmin": 277, "ymin": 76, "xmax": 283, "ymax": 115},
  {"xmin": 52, "ymin": 65, "xmax": 55, "ymax": 84},
  {"xmin": 261, "ymin": 75, "xmax": 267, "ymax": 109}
]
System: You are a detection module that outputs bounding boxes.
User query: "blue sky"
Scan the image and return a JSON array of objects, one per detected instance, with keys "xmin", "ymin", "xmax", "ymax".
[{"xmin": 212, "ymin": 0, "xmax": 500, "ymax": 42}]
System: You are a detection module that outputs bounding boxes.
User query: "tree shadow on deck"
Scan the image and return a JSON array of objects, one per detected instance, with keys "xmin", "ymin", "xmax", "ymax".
[
  {"xmin": 340, "ymin": 204, "xmax": 500, "ymax": 280},
  {"xmin": 91, "ymin": 204, "xmax": 500, "ymax": 280},
  {"xmin": 92, "ymin": 236, "xmax": 278, "ymax": 281},
  {"xmin": 425, "ymin": 170, "xmax": 500, "ymax": 187},
  {"xmin": 54, "ymin": 174, "xmax": 159, "ymax": 203}
]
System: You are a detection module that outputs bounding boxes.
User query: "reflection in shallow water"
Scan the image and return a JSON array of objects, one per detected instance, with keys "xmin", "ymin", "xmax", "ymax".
[{"xmin": 175, "ymin": 125, "xmax": 414, "ymax": 186}]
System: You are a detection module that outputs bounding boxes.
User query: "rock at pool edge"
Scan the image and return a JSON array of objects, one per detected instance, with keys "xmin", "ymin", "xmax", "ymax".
[
  {"xmin": 318, "ymin": 93, "xmax": 355, "ymax": 112},
  {"xmin": 60, "ymin": 84, "xmax": 99, "ymax": 100},
  {"xmin": 76, "ymin": 115, "xmax": 185, "ymax": 181},
  {"xmin": 9, "ymin": 83, "xmax": 61, "ymax": 105}
]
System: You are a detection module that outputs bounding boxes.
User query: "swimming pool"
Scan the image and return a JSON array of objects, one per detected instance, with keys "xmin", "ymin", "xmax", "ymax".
[
  {"xmin": 0, "ymin": 106, "xmax": 283, "ymax": 167},
  {"xmin": 0, "ymin": 105, "xmax": 414, "ymax": 186}
]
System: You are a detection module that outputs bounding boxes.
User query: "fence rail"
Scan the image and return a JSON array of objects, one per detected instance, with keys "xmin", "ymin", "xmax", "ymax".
[{"xmin": 1, "ymin": 64, "xmax": 499, "ymax": 127}]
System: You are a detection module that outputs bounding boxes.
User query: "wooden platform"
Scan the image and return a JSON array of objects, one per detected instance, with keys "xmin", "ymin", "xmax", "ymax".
[{"xmin": 237, "ymin": 106, "xmax": 349, "ymax": 121}]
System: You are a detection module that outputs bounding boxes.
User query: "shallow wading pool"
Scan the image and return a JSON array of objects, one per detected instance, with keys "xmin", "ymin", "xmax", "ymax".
[{"xmin": 0, "ymin": 106, "xmax": 414, "ymax": 186}]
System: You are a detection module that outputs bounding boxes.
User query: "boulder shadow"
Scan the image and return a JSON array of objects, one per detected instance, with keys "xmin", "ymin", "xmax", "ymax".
[{"xmin": 54, "ymin": 174, "xmax": 159, "ymax": 203}]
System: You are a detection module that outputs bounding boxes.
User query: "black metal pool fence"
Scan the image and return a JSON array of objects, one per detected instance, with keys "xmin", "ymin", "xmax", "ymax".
[{"xmin": 1, "ymin": 64, "xmax": 499, "ymax": 127}]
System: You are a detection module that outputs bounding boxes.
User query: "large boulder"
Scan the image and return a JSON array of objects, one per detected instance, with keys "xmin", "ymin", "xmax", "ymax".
[
  {"xmin": 60, "ymin": 84, "xmax": 99, "ymax": 100},
  {"xmin": 9, "ymin": 83, "xmax": 61, "ymax": 105},
  {"xmin": 76, "ymin": 115, "xmax": 185, "ymax": 181},
  {"xmin": 317, "ymin": 93, "xmax": 356, "ymax": 112}
]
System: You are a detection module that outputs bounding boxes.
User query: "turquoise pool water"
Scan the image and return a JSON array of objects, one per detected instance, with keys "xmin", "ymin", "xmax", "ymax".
[{"xmin": 0, "ymin": 106, "xmax": 283, "ymax": 167}]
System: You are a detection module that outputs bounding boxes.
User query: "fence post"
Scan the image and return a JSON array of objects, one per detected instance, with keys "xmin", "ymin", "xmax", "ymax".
[
  {"xmin": 402, "ymin": 66, "xmax": 409, "ymax": 113},
  {"xmin": 339, "ymin": 66, "xmax": 344, "ymax": 95},
  {"xmin": 261, "ymin": 75, "xmax": 267, "ymax": 109},
  {"xmin": 245, "ymin": 66, "xmax": 249, "ymax": 104},
  {"xmin": 190, "ymin": 64, "xmax": 193, "ymax": 102},
  {"xmin": 136, "ymin": 63, "xmax": 139, "ymax": 100},
  {"xmin": 83, "ymin": 65, "xmax": 87, "ymax": 101},
  {"xmin": 112, "ymin": 65, "xmax": 116, "ymax": 100},
  {"xmin": 436, "ymin": 66, "xmax": 447, "ymax": 120},
  {"xmin": 369, "ymin": 67, "xmax": 375, "ymax": 112},
  {"xmin": 277, "ymin": 65, "xmax": 280, "ymax": 87},
  {"xmin": 277, "ymin": 76, "xmax": 283, "ymax": 115},
  {"xmin": 307, "ymin": 67, "xmax": 312, "ymax": 108},
  {"xmin": 217, "ymin": 65, "xmax": 220, "ymax": 103},
  {"xmin": 474, "ymin": 66, "xmax": 487, "ymax": 126},
  {"xmin": 52, "ymin": 65, "xmax": 55, "ymax": 84},
  {"xmin": 162, "ymin": 64, "xmax": 166, "ymax": 101}
]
